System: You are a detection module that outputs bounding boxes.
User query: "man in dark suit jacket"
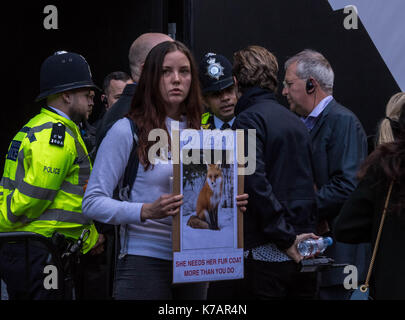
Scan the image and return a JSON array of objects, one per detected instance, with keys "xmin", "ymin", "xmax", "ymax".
[
  {"xmin": 283, "ymin": 49, "xmax": 369, "ymax": 300},
  {"xmin": 233, "ymin": 46, "xmax": 318, "ymax": 300}
]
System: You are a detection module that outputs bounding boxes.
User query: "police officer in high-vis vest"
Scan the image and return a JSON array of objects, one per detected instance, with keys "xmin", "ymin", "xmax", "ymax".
[
  {"xmin": 0, "ymin": 51, "xmax": 101, "ymax": 300},
  {"xmin": 199, "ymin": 52, "xmax": 238, "ymax": 130},
  {"xmin": 198, "ymin": 53, "xmax": 242, "ymax": 299}
]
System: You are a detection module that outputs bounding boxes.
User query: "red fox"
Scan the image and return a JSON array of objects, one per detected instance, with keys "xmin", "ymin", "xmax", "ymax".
[{"xmin": 187, "ymin": 163, "xmax": 223, "ymax": 230}]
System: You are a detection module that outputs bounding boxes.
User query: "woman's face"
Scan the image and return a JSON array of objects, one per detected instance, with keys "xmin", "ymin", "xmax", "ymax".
[{"xmin": 159, "ymin": 50, "xmax": 192, "ymax": 112}]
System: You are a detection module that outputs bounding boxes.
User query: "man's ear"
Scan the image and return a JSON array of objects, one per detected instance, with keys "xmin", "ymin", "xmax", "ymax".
[
  {"xmin": 101, "ymin": 94, "xmax": 107, "ymax": 106},
  {"xmin": 233, "ymin": 76, "xmax": 238, "ymax": 87},
  {"xmin": 306, "ymin": 77, "xmax": 320, "ymax": 94},
  {"xmin": 61, "ymin": 91, "xmax": 72, "ymax": 104},
  {"xmin": 233, "ymin": 76, "xmax": 242, "ymax": 99}
]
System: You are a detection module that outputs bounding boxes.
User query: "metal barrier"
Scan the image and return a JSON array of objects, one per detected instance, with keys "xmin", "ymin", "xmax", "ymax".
[{"xmin": 0, "ymin": 232, "xmax": 70, "ymax": 300}]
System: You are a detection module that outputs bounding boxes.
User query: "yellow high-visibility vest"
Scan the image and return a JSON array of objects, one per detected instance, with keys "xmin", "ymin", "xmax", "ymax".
[
  {"xmin": 0, "ymin": 107, "xmax": 98, "ymax": 253},
  {"xmin": 201, "ymin": 112, "xmax": 213, "ymax": 129}
]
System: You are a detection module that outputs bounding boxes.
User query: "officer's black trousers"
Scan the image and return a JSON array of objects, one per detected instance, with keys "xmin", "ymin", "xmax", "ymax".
[{"xmin": 0, "ymin": 241, "xmax": 69, "ymax": 300}]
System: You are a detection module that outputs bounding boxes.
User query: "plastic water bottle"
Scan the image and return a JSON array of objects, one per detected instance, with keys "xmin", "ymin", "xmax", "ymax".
[{"xmin": 297, "ymin": 237, "xmax": 333, "ymax": 257}]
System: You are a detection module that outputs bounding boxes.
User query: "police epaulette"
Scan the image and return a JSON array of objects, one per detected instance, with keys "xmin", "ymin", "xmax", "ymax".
[{"xmin": 49, "ymin": 122, "xmax": 66, "ymax": 147}]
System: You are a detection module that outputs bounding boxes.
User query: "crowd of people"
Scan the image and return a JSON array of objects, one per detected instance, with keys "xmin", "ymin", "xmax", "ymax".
[{"xmin": 0, "ymin": 32, "xmax": 404, "ymax": 301}]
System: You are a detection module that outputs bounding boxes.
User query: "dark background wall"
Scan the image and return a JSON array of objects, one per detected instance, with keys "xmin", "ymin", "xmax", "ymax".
[
  {"xmin": 189, "ymin": 0, "xmax": 400, "ymax": 136},
  {"xmin": 1, "ymin": 0, "xmax": 169, "ymax": 139},
  {"xmin": 0, "ymin": 0, "xmax": 400, "ymax": 174},
  {"xmin": 0, "ymin": 0, "xmax": 174, "ymax": 173}
]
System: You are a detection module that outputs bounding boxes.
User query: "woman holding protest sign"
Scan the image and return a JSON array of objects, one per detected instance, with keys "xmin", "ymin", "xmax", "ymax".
[{"xmin": 83, "ymin": 40, "xmax": 248, "ymax": 300}]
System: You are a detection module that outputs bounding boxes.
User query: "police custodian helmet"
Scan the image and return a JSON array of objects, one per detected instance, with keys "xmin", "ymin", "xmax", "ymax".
[
  {"xmin": 199, "ymin": 52, "xmax": 234, "ymax": 95},
  {"xmin": 36, "ymin": 51, "xmax": 100, "ymax": 101}
]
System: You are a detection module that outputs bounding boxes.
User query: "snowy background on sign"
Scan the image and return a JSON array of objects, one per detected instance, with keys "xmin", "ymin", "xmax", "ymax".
[{"xmin": 181, "ymin": 160, "xmax": 237, "ymax": 250}]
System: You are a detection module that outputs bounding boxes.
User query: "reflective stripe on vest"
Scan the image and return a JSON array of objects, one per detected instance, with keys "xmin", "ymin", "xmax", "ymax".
[
  {"xmin": 18, "ymin": 180, "xmax": 58, "ymax": 201},
  {"xmin": 6, "ymin": 190, "xmax": 91, "ymax": 225},
  {"xmin": 1, "ymin": 176, "xmax": 84, "ymax": 198}
]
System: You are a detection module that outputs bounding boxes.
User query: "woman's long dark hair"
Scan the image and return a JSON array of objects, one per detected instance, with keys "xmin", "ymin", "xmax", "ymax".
[
  {"xmin": 358, "ymin": 106, "xmax": 405, "ymax": 215},
  {"xmin": 128, "ymin": 40, "xmax": 203, "ymax": 169}
]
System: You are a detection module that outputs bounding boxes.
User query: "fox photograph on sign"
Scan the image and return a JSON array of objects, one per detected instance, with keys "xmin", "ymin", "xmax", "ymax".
[
  {"xmin": 183, "ymin": 155, "xmax": 235, "ymax": 248},
  {"xmin": 172, "ymin": 129, "xmax": 244, "ymax": 284}
]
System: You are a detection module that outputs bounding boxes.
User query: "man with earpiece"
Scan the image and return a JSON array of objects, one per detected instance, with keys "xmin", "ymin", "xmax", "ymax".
[{"xmin": 282, "ymin": 49, "xmax": 369, "ymax": 300}]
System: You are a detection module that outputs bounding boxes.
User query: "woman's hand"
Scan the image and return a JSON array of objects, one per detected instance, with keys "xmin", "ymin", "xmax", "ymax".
[
  {"xmin": 89, "ymin": 233, "xmax": 106, "ymax": 256},
  {"xmin": 141, "ymin": 194, "xmax": 184, "ymax": 221},
  {"xmin": 236, "ymin": 193, "xmax": 249, "ymax": 212}
]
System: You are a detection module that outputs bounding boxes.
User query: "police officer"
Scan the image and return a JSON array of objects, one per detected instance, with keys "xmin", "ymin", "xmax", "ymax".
[
  {"xmin": 0, "ymin": 51, "xmax": 101, "ymax": 300},
  {"xmin": 199, "ymin": 53, "xmax": 238, "ymax": 130},
  {"xmin": 199, "ymin": 53, "xmax": 242, "ymax": 299}
]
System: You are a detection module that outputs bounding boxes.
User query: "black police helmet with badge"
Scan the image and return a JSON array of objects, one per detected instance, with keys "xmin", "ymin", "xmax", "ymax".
[
  {"xmin": 36, "ymin": 51, "xmax": 100, "ymax": 101},
  {"xmin": 199, "ymin": 52, "xmax": 234, "ymax": 95}
]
